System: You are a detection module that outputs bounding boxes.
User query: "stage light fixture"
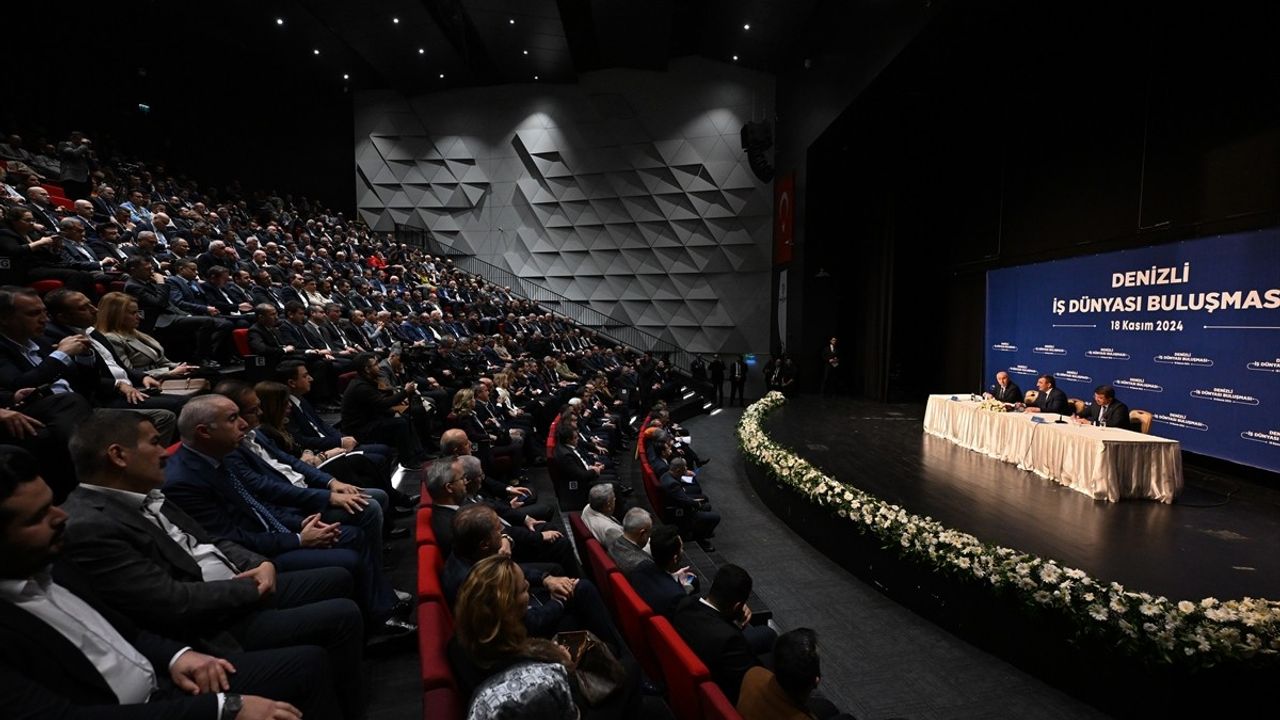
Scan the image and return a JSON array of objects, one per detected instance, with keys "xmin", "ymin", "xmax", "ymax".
[
  {"xmin": 392, "ymin": 17, "xmax": 399, "ymax": 24},
  {"xmin": 743, "ymin": 23, "xmax": 751, "ymax": 30},
  {"xmin": 275, "ymin": 18, "xmax": 284, "ymax": 26},
  {"xmin": 534, "ymin": 75, "xmax": 539, "ymax": 80},
  {"xmin": 313, "ymin": 49, "xmax": 320, "ymax": 55},
  {"xmin": 418, "ymin": 48, "xmax": 425, "ymax": 54},
  {"xmin": 439, "ymin": 73, "xmax": 445, "ymax": 79},
  {"xmin": 509, "ymin": 18, "xmax": 515, "ymax": 25},
  {"xmin": 342, "ymin": 73, "xmax": 350, "ymax": 80},
  {"xmin": 732, "ymin": 55, "xmax": 739, "ymax": 61},
  {"xmin": 523, "ymin": 50, "xmax": 529, "ymax": 55}
]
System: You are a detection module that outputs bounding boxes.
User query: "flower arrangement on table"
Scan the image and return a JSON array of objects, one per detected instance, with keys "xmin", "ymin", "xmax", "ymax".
[
  {"xmin": 977, "ymin": 396, "xmax": 1009, "ymax": 412},
  {"xmin": 737, "ymin": 391, "xmax": 1280, "ymax": 668}
]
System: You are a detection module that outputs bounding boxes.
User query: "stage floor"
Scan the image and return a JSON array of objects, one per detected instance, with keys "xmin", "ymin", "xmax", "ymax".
[{"xmin": 763, "ymin": 395, "xmax": 1280, "ymax": 602}]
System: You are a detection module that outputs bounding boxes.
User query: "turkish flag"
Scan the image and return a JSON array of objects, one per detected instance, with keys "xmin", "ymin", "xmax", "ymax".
[{"xmin": 773, "ymin": 171, "xmax": 794, "ymax": 265}]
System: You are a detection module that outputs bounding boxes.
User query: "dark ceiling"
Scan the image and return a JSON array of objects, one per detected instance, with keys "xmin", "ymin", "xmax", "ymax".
[{"xmin": 5, "ymin": 0, "xmax": 818, "ymax": 207}]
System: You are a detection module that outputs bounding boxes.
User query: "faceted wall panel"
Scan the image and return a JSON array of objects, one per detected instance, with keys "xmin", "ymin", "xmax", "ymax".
[{"xmin": 354, "ymin": 57, "xmax": 774, "ymax": 354}]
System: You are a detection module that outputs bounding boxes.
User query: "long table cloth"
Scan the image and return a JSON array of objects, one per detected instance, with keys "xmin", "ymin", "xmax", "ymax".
[{"xmin": 922, "ymin": 395, "xmax": 1183, "ymax": 503}]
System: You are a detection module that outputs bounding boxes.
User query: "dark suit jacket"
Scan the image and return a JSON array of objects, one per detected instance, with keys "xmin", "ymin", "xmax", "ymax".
[
  {"xmin": 59, "ymin": 484, "xmax": 266, "ymax": 646},
  {"xmin": 42, "ymin": 322, "xmax": 147, "ymax": 396},
  {"xmin": 287, "ymin": 395, "xmax": 345, "ymax": 451},
  {"xmin": 247, "ymin": 323, "xmax": 295, "ymax": 364},
  {"xmin": 988, "ymin": 381, "xmax": 1023, "ymax": 404},
  {"xmin": 553, "ymin": 443, "xmax": 597, "ymax": 495},
  {"xmin": 0, "ymin": 561, "xmax": 219, "ymax": 719},
  {"xmin": 0, "ymin": 333, "xmax": 102, "ymax": 395},
  {"xmin": 124, "ymin": 277, "xmax": 187, "ymax": 332},
  {"xmin": 163, "ymin": 444, "xmax": 309, "ymax": 556},
  {"xmin": 1032, "ymin": 386, "xmax": 1069, "ymax": 414},
  {"xmin": 659, "ymin": 470, "xmax": 704, "ymax": 512},
  {"xmin": 340, "ymin": 376, "xmax": 407, "ymax": 439},
  {"xmin": 1076, "ymin": 399, "xmax": 1132, "ymax": 429},
  {"xmin": 626, "ymin": 559, "xmax": 686, "ymax": 617},
  {"xmin": 669, "ymin": 595, "xmax": 760, "ymax": 704},
  {"xmin": 251, "ymin": 285, "xmax": 286, "ymax": 310}
]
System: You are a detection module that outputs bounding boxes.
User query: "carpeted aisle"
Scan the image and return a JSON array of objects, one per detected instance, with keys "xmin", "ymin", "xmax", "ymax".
[{"xmin": 683, "ymin": 403, "xmax": 1109, "ymax": 720}]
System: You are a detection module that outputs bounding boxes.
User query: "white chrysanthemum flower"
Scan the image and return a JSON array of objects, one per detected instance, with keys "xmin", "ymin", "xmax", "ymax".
[
  {"xmin": 1088, "ymin": 605, "xmax": 1108, "ymax": 621},
  {"xmin": 1178, "ymin": 600, "xmax": 1195, "ymax": 614}
]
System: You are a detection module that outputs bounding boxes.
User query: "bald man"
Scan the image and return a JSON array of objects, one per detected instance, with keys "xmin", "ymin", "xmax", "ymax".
[{"xmin": 985, "ymin": 371, "xmax": 1022, "ymax": 405}]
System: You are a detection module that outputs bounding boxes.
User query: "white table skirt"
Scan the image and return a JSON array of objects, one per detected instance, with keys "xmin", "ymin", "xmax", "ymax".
[{"xmin": 923, "ymin": 395, "xmax": 1183, "ymax": 503}]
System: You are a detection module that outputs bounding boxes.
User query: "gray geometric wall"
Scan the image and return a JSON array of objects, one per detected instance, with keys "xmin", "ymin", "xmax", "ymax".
[{"xmin": 354, "ymin": 57, "xmax": 774, "ymax": 354}]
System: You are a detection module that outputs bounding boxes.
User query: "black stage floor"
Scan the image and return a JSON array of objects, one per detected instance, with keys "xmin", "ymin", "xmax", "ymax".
[{"xmin": 764, "ymin": 396, "xmax": 1280, "ymax": 603}]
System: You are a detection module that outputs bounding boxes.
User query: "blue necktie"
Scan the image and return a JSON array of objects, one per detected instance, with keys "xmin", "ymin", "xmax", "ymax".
[{"xmin": 224, "ymin": 467, "xmax": 290, "ymax": 533}]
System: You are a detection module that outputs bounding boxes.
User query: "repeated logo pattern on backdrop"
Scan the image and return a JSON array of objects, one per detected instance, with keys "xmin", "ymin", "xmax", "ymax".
[{"xmin": 986, "ymin": 229, "xmax": 1280, "ymax": 472}]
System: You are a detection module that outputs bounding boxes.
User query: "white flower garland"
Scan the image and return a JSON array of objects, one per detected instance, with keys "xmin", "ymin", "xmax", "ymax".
[{"xmin": 736, "ymin": 391, "xmax": 1280, "ymax": 667}]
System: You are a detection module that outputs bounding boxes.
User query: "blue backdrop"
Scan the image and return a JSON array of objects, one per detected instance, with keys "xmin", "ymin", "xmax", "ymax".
[{"xmin": 985, "ymin": 228, "xmax": 1280, "ymax": 473}]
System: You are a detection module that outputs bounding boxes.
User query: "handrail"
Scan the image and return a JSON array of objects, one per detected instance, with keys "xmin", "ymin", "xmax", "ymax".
[{"xmin": 395, "ymin": 225, "xmax": 693, "ymax": 374}]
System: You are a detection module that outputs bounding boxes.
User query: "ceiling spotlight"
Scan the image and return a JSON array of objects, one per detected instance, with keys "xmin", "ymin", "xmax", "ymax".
[
  {"xmin": 342, "ymin": 73, "xmax": 350, "ymax": 80},
  {"xmin": 732, "ymin": 55, "xmax": 739, "ymax": 61},
  {"xmin": 313, "ymin": 49, "xmax": 320, "ymax": 55},
  {"xmin": 392, "ymin": 17, "xmax": 399, "ymax": 24},
  {"xmin": 509, "ymin": 18, "xmax": 515, "ymax": 25},
  {"xmin": 522, "ymin": 50, "xmax": 529, "ymax": 55},
  {"xmin": 275, "ymin": 18, "xmax": 284, "ymax": 26},
  {"xmin": 418, "ymin": 48, "xmax": 425, "ymax": 55},
  {"xmin": 439, "ymin": 73, "xmax": 445, "ymax": 79},
  {"xmin": 743, "ymin": 23, "xmax": 751, "ymax": 30}
]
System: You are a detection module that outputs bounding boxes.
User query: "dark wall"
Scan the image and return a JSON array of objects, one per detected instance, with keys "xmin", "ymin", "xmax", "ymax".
[{"xmin": 784, "ymin": 1, "xmax": 1280, "ymax": 400}]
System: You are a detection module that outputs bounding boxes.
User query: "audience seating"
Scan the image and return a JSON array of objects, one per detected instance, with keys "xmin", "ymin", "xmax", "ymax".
[
  {"xmin": 416, "ymin": 545, "xmax": 446, "ymax": 602},
  {"xmin": 607, "ymin": 570, "xmax": 662, "ymax": 685},
  {"xmin": 416, "ymin": 506, "xmax": 436, "ymax": 546},
  {"xmin": 29, "ymin": 279, "xmax": 64, "ymax": 295},
  {"xmin": 582, "ymin": 537, "xmax": 619, "ymax": 607},
  {"xmin": 231, "ymin": 328, "xmax": 252, "ymax": 357},
  {"xmin": 566, "ymin": 511, "xmax": 592, "ymax": 555},
  {"xmin": 697, "ymin": 681, "xmax": 743, "ymax": 720},
  {"xmin": 648, "ymin": 614, "xmax": 712, "ymax": 720},
  {"xmin": 417, "ymin": 600, "xmax": 458, "ymax": 693}
]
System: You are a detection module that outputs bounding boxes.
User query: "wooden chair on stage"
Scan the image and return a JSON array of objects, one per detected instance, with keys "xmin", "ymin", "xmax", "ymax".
[
  {"xmin": 1024, "ymin": 390, "xmax": 1039, "ymax": 405},
  {"xmin": 1067, "ymin": 398, "xmax": 1086, "ymax": 416},
  {"xmin": 1129, "ymin": 409, "xmax": 1153, "ymax": 434}
]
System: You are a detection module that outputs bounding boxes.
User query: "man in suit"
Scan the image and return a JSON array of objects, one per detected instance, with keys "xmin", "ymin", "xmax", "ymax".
[
  {"xmin": 581, "ymin": 482, "xmax": 625, "ymax": 547},
  {"xmin": 985, "ymin": 370, "xmax": 1022, "ymax": 405},
  {"xmin": 1073, "ymin": 384, "xmax": 1132, "ymax": 430},
  {"xmin": 41, "ymin": 288, "xmax": 185, "ymax": 432},
  {"xmin": 440, "ymin": 505, "xmax": 623, "ymax": 652},
  {"xmin": 670, "ymin": 564, "xmax": 775, "ymax": 705},
  {"xmin": 1025, "ymin": 373, "xmax": 1069, "ymax": 414},
  {"xmin": 553, "ymin": 423, "xmax": 609, "ymax": 512},
  {"xmin": 0, "ymin": 445, "xmax": 343, "ymax": 720},
  {"xmin": 625, "ymin": 525, "xmax": 695, "ymax": 617},
  {"xmin": 729, "ymin": 354, "xmax": 749, "ymax": 406},
  {"xmin": 820, "ymin": 337, "xmax": 840, "ymax": 397},
  {"xmin": 201, "ymin": 265, "xmax": 254, "ymax": 324},
  {"xmin": 659, "ymin": 457, "xmax": 720, "ymax": 551},
  {"xmin": 59, "ymin": 410, "xmax": 367, "ymax": 717},
  {"xmin": 162, "ymin": 396, "xmax": 413, "ymax": 643},
  {"xmin": 250, "ymin": 270, "xmax": 287, "ymax": 311},
  {"xmin": 123, "ymin": 257, "xmax": 228, "ymax": 368},
  {"xmin": 607, "ymin": 507, "xmax": 654, "ymax": 574},
  {"xmin": 341, "ymin": 352, "xmax": 429, "ymax": 467},
  {"xmin": 247, "ymin": 304, "xmax": 338, "ymax": 405}
]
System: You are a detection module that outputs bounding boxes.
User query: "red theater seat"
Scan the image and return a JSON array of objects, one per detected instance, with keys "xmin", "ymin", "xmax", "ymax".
[
  {"xmin": 417, "ymin": 601, "xmax": 457, "ymax": 692},
  {"xmin": 417, "ymin": 545, "xmax": 445, "ymax": 602},
  {"xmin": 567, "ymin": 511, "xmax": 592, "ymax": 553},
  {"xmin": 416, "ymin": 506, "xmax": 436, "ymax": 546},
  {"xmin": 583, "ymin": 540, "xmax": 618, "ymax": 607},
  {"xmin": 337, "ymin": 371, "xmax": 357, "ymax": 394},
  {"xmin": 698, "ymin": 681, "xmax": 743, "ymax": 720},
  {"xmin": 232, "ymin": 328, "xmax": 251, "ymax": 357},
  {"xmin": 422, "ymin": 686, "xmax": 462, "ymax": 720},
  {"xmin": 29, "ymin": 280, "xmax": 64, "ymax": 295},
  {"xmin": 649, "ymin": 615, "xmax": 710, "ymax": 720},
  {"xmin": 607, "ymin": 571, "xmax": 661, "ymax": 684}
]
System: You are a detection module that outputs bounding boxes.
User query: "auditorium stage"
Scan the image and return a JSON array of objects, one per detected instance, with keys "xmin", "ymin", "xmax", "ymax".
[{"xmin": 761, "ymin": 395, "xmax": 1280, "ymax": 603}]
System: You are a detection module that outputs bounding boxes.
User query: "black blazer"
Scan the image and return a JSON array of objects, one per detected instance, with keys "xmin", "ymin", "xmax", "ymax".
[
  {"xmin": 0, "ymin": 334, "xmax": 101, "ymax": 395},
  {"xmin": 1076, "ymin": 399, "xmax": 1132, "ymax": 429},
  {"xmin": 60, "ymin": 485, "xmax": 266, "ymax": 649},
  {"xmin": 0, "ymin": 561, "xmax": 219, "ymax": 719},
  {"xmin": 124, "ymin": 277, "xmax": 187, "ymax": 332},
  {"xmin": 247, "ymin": 323, "xmax": 294, "ymax": 364},
  {"xmin": 1032, "ymin": 386, "xmax": 1069, "ymax": 414},
  {"xmin": 669, "ymin": 595, "xmax": 760, "ymax": 704},
  {"xmin": 625, "ymin": 559, "xmax": 686, "ymax": 617},
  {"xmin": 988, "ymin": 381, "xmax": 1023, "ymax": 404},
  {"xmin": 340, "ymin": 376, "xmax": 406, "ymax": 439}
]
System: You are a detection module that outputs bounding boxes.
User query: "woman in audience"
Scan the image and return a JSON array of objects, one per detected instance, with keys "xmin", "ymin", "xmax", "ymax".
[
  {"xmin": 254, "ymin": 381, "xmax": 348, "ymax": 467},
  {"xmin": 451, "ymin": 555, "xmax": 581, "ymax": 720},
  {"xmin": 95, "ymin": 291, "xmax": 197, "ymax": 379}
]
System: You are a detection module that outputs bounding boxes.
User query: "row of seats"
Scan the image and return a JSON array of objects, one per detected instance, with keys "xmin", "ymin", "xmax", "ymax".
[
  {"xmin": 413, "ymin": 485, "xmax": 740, "ymax": 719},
  {"xmin": 635, "ymin": 414, "xmax": 669, "ymax": 519},
  {"xmin": 566, "ymin": 511, "xmax": 742, "ymax": 720}
]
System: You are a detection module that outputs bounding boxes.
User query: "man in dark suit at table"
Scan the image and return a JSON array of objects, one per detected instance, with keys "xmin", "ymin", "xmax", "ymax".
[
  {"xmin": 985, "ymin": 370, "xmax": 1023, "ymax": 405},
  {"xmin": 0, "ymin": 445, "xmax": 344, "ymax": 720},
  {"xmin": 1073, "ymin": 384, "xmax": 1131, "ymax": 430},
  {"xmin": 1024, "ymin": 373, "xmax": 1068, "ymax": 414}
]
